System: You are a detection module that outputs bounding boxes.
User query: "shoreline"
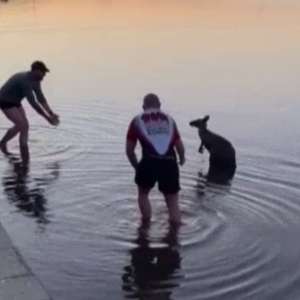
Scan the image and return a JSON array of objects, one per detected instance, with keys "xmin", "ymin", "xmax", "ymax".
[{"xmin": 0, "ymin": 222, "xmax": 52, "ymax": 300}]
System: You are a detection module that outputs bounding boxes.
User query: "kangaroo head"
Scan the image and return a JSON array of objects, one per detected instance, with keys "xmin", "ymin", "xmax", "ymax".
[{"xmin": 189, "ymin": 115, "xmax": 210, "ymax": 131}]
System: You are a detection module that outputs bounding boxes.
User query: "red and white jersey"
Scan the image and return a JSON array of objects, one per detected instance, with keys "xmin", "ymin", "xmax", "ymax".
[{"xmin": 126, "ymin": 109, "xmax": 181, "ymax": 157}]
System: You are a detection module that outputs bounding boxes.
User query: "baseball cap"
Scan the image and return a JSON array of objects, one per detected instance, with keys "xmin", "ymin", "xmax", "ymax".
[{"xmin": 31, "ymin": 61, "xmax": 50, "ymax": 73}]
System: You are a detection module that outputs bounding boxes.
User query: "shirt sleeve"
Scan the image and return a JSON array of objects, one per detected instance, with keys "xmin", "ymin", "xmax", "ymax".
[{"xmin": 126, "ymin": 118, "xmax": 138, "ymax": 143}]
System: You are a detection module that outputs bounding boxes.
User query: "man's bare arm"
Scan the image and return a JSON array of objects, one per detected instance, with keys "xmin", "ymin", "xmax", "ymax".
[
  {"xmin": 33, "ymin": 82, "xmax": 56, "ymax": 116},
  {"xmin": 175, "ymin": 139, "xmax": 186, "ymax": 166},
  {"xmin": 126, "ymin": 140, "xmax": 138, "ymax": 169},
  {"xmin": 25, "ymin": 87, "xmax": 50, "ymax": 120}
]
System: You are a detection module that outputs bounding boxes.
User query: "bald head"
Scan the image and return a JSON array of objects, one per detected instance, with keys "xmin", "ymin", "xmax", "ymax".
[{"xmin": 143, "ymin": 93, "xmax": 161, "ymax": 110}]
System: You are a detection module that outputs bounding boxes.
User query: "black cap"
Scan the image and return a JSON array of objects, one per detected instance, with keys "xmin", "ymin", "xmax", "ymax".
[{"xmin": 31, "ymin": 61, "xmax": 50, "ymax": 73}]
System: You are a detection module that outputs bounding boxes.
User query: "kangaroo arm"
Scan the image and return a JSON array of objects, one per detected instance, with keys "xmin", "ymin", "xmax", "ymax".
[{"xmin": 198, "ymin": 142, "xmax": 204, "ymax": 153}]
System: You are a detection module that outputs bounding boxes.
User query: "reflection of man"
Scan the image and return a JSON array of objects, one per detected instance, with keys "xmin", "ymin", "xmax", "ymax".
[
  {"xmin": 121, "ymin": 222, "xmax": 182, "ymax": 299},
  {"xmin": 126, "ymin": 93, "xmax": 186, "ymax": 225},
  {"xmin": 2, "ymin": 155, "xmax": 60, "ymax": 224}
]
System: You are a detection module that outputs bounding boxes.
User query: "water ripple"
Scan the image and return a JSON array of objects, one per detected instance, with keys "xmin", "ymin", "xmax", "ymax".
[{"xmin": 0, "ymin": 99, "xmax": 300, "ymax": 300}]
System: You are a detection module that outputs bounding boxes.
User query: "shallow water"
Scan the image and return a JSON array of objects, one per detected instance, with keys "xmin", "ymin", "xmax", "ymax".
[{"xmin": 0, "ymin": 0, "xmax": 300, "ymax": 299}]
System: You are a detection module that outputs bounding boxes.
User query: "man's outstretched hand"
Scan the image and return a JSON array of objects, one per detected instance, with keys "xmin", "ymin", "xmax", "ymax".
[
  {"xmin": 52, "ymin": 113, "xmax": 60, "ymax": 125},
  {"xmin": 47, "ymin": 113, "xmax": 60, "ymax": 126}
]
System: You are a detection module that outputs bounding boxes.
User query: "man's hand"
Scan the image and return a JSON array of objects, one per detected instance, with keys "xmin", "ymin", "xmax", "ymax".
[
  {"xmin": 51, "ymin": 113, "xmax": 60, "ymax": 125},
  {"xmin": 179, "ymin": 157, "xmax": 186, "ymax": 166},
  {"xmin": 175, "ymin": 139, "xmax": 185, "ymax": 166},
  {"xmin": 46, "ymin": 114, "xmax": 60, "ymax": 126}
]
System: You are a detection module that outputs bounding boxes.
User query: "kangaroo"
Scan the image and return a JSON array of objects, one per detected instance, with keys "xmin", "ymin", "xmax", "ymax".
[{"xmin": 189, "ymin": 115, "xmax": 236, "ymax": 184}]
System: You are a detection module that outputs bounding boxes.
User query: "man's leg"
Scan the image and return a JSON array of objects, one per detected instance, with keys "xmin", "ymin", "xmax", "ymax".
[
  {"xmin": 158, "ymin": 161, "xmax": 182, "ymax": 224},
  {"xmin": 137, "ymin": 186, "xmax": 152, "ymax": 222},
  {"xmin": 0, "ymin": 107, "xmax": 24, "ymax": 153},
  {"xmin": 17, "ymin": 106, "xmax": 30, "ymax": 166},
  {"xmin": 164, "ymin": 193, "xmax": 181, "ymax": 224},
  {"xmin": 135, "ymin": 158, "xmax": 155, "ymax": 222}
]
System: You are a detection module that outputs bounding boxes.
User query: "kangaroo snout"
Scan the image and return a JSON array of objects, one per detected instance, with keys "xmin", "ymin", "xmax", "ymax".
[
  {"xmin": 189, "ymin": 115, "xmax": 210, "ymax": 129},
  {"xmin": 189, "ymin": 119, "xmax": 200, "ymax": 127}
]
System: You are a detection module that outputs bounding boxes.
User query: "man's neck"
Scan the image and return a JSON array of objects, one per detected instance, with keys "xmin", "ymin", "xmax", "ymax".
[{"xmin": 144, "ymin": 107, "xmax": 160, "ymax": 113}]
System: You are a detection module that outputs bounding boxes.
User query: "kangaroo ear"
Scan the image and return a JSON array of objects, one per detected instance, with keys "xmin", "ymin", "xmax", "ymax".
[{"xmin": 203, "ymin": 115, "xmax": 210, "ymax": 122}]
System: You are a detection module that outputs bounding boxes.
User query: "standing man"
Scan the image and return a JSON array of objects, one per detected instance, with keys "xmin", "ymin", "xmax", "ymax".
[
  {"xmin": 0, "ymin": 61, "xmax": 59, "ymax": 166},
  {"xmin": 126, "ymin": 93, "xmax": 186, "ymax": 225}
]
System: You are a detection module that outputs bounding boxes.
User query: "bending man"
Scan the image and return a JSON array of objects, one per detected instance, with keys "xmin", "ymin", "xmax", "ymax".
[{"xmin": 0, "ymin": 61, "xmax": 59, "ymax": 165}]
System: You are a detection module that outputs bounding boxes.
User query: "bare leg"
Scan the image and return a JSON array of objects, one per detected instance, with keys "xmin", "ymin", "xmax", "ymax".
[
  {"xmin": 17, "ymin": 106, "xmax": 30, "ymax": 166},
  {"xmin": 0, "ymin": 126, "xmax": 20, "ymax": 152},
  {"xmin": 19, "ymin": 144, "xmax": 29, "ymax": 166},
  {"xmin": 0, "ymin": 106, "xmax": 29, "ymax": 165},
  {"xmin": 164, "ymin": 193, "xmax": 182, "ymax": 225},
  {"xmin": 0, "ymin": 107, "xmax": 23, "ymax": 153},
  {"xmin": 137, "ymin": 186, "xmax": 152, "ymax": 222}
]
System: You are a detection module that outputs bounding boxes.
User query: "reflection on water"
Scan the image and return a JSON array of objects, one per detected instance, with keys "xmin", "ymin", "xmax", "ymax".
[
  {"xmin": 122, "ymin": 221, "xmax": 183, "ymax": 299},
  {"xmin": 2, "ymin": 154, "xmax": 60, "ymax": 225}
]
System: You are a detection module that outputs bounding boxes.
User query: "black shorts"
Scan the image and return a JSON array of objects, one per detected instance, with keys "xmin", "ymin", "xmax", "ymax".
[
  {"xmin": 0, "ymin": 101, "xmax": 21, "ymax": 110},
  {"xmin": 135, "ymin": 157, "xmax": 180, "ymax": 194}
]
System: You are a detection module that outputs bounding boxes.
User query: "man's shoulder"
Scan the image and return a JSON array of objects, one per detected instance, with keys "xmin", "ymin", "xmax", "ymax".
[
  {"xmin": 0, "ymin": 71, "xmax": 29, "ymax": 89},
  {"xmin": 131, "ymin": 112, "xmax": 143, "ymax": 121},
  {"xmin": 158, "ymin": 110, "xmax": 176, "ymax": 122},
  {"xmin": 8, "ymin": 71, "xmax": 30, "ymax": 84},
  {"xmin": 11, "ymin": 71, "xmax": 28, "ymax": 79},
  {"xmin": 135, "ymin": 109, "xmax": 175, "ymax": 122},
  {"xmin": 128, "ymin": 114, "xmax": 139, "ymax": 127},
  {"xmin": 130, "ymin": 110, "xmax": 175, "ymax": 121}
]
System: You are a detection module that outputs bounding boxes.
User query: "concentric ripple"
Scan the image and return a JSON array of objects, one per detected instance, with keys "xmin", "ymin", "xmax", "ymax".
[{"xmin": 0, "ymin": 99, "xmax": 300, "ymax": 300}]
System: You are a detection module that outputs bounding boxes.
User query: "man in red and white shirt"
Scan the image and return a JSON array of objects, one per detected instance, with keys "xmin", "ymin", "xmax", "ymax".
[{"xmin": 126, "ymin": 93, "xmax": 185, "ymax": 224}]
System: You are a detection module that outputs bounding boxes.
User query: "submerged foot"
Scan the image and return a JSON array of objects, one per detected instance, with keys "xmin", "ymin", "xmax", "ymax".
[
  {"xmin": 169, "ymin": 218, "xmax": 185, "ymax": 228},
  {"xmin": 0, "ymin": 142, "xmax": 10, "ymax": 155},
  {"xmin": 20, "ymin": 144, "xmax": 30, "ymax": 167}
]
